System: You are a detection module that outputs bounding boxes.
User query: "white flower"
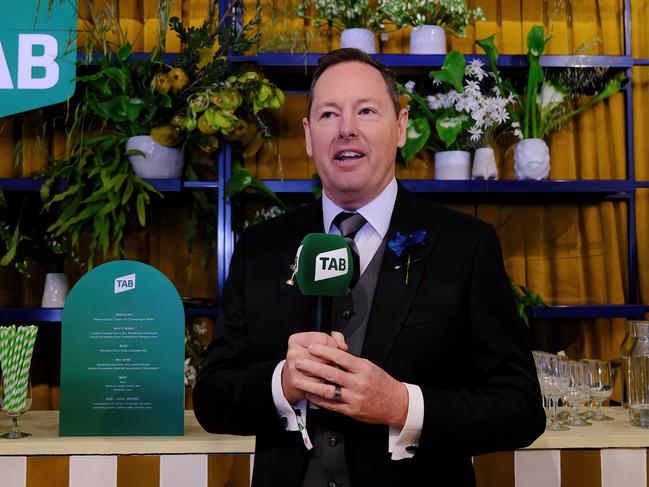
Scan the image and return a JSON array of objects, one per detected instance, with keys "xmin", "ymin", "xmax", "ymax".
[
  {"xmin": 380, "ymin": 32, "xmax": 389, "ymax": 42},
  {"xmin": 513, "ymin": 128, "xmax": 524, "ymax": 140},
  {"xmin": 404, "ymin": 80, "xmax": 416, "ymax": 93},
  {"xmin": 537, "ymin": 81, "xmax": 566, "ymax": 111},
  {"xmin": 184, "ymin": 358, "xmax": 197, "ymax": 387},
  {"xmin": 466, "ymin": 58, "xmax": 486, "ymax": 80},
  {"xmin": 468, "ymin": 126, "xmax": 483, "ymax": 142}
]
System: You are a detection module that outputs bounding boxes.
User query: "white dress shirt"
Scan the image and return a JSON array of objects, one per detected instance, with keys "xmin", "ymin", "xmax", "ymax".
[{"xmin": 271, "ymin": 177, "xmax": 424, "ymax": 460}]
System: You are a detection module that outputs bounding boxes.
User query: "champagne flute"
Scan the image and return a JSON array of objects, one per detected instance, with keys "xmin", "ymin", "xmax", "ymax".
[{"xmin": 586, "ymin": 359, "xmax": 614, "ymax": 421}]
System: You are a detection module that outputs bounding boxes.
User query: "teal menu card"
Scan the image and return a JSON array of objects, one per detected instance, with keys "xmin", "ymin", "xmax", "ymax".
[{"xmin": 59, "ymin": 260, "xmax": 184, "ymax": 436}]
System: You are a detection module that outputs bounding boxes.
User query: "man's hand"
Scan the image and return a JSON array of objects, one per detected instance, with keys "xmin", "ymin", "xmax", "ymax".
[
  {"xmin": 294, "ymin": 343, "xmax": 409, "ymax": 427},
  {"xmin": 281, "ymin": 332, "xmax": 348, "ymax": 404}
]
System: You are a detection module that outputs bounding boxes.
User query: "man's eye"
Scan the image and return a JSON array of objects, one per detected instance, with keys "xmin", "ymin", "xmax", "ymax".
[
  {"xmin": 321, "ymin": 111, "xmax": 335, "ymax": 119},
  {"xmin": 359, "ymin": 107, "xmax": 375, "ymax": 115}
]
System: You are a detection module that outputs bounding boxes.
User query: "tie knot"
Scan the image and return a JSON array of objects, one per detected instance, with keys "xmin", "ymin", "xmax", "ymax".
[{"xmin": 332, "ymin": 212, "xmax": 367, "ymax": 239}]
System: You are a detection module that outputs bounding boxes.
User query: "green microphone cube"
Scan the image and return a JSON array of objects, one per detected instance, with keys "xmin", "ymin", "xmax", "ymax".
[{"xmin": 295, "ymin": 233, "xmax": 353, "ymax": 296}]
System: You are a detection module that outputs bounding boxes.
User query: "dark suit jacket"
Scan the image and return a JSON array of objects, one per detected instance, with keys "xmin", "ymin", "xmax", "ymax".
[{"xmin": 193, "ymin": 184, "xmax": 545, "ymax": 486}]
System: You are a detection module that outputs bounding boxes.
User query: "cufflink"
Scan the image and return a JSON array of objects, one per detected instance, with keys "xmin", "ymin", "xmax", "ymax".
[{"xmin": 405, "ymin": 445, "xmax": 418, "ymax": 454}]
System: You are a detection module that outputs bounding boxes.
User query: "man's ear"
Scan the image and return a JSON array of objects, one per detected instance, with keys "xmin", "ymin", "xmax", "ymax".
[
  {"xmin": 396, "ymin": 108, "xmax": 409, "ymax": 148},
  {"xmin": 303, "ymin": 117, "xmax": 313, "ymax": 156}
]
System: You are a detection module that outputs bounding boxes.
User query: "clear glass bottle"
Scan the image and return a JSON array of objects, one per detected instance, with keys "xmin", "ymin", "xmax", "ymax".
[
  {"xmin": 628, "ymin": 321, "xmax": 649, "ymax": 427},
  {"xmin": 620, "ymin": 320, "xmax": 637, "ymax": 408}
]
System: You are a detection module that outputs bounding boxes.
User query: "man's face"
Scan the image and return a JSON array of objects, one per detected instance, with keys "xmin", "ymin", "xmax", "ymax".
[{"xmin": 303, "ymin": 61, "xmax": 408, "ymax": 209}]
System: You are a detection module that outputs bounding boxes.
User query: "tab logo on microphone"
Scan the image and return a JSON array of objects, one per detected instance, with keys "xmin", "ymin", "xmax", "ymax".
[
  {"xmin": 114, "ymin": 274, "xmax": 136, "ymax": 294},
  {"xmin": 314, "ymin": 248, "xmax": 349, "ymax": 281}
]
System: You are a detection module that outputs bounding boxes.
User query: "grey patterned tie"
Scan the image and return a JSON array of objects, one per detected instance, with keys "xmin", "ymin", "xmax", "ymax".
[{"xmin": 332, "ymin": 212, "xmax": 367, "ymax": 287}]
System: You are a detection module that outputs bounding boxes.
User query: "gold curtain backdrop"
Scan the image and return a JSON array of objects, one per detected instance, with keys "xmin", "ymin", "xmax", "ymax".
[{"xmin": 0, "ymin": 0, "xmax": 645, "ymax": 424}]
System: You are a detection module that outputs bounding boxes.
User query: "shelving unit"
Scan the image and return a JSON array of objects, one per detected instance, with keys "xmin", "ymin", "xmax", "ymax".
[
  {"xmin": 0, "ymin": 2, "xmax": 646, "ymax": 325},
  {"xmin": 218, "ymin": 0, "xmax": 648, "ymax": 324}
]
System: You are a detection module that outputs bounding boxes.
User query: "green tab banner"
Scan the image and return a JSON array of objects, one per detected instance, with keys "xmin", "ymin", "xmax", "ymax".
[
  {"xmin": 0, "ymin": 0, "xmax": 77, "ymax": 117},
  {"xmin": 60, "ymin": 260, "xmax": 184, "ymax": 436}
]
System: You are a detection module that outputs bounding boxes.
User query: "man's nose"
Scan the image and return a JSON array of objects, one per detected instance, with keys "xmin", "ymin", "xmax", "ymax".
[{"xmin": 338, "ymin": 115, "xmax": 357, "ymax": 138}]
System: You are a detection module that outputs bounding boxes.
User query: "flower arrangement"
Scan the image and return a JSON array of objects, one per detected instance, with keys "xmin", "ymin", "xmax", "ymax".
[
  {"xmin": 20, "ymin": 1, "xmax": 285, "ymax": 269},
  {"xmin": 476, "ymin": 27, "xmax": 627, "ymax": 140},
  {"xmin": 399, "ymin": 50, "xmax": 516, "ymax": 162},
  {"xmin": 296, "ymin": 0, "xmax": 382, "ymax": 31},
  {"xmin": 378, "ymin": 0, "xmax": 485, "ymax": 37}
]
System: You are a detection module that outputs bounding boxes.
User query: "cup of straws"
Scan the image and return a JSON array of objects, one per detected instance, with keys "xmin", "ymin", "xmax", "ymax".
[{"xmin": 0, "ymin": 325, "xmax": 38, "ymax": 439}]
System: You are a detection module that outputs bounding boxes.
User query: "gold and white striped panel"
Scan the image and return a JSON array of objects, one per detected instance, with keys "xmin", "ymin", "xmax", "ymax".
[
  {"xmin": 0, "ymin": 455, "xmax": 250, "ymax": 487},
  {"xmin": 475, "ymin": 449, "xmax": 649, "ymax": 487},
  {"xmin": 0, "ymin": 456, "xmax": 26, "ymax": 487}
]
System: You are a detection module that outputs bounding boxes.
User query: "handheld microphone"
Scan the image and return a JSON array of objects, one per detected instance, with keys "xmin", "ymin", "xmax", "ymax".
[
  {"xmin": 288, "ymin": 233, "xmax": 353, "ymax": 332},
  {"xmin": 293, "ymin": 233, "xmax": 353, "ymax": 296}
]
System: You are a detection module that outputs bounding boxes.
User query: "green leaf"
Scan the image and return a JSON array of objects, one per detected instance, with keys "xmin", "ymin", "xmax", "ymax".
[
  {"xmin": 430, "ymin": 50, "xmax": 466, "ymax": 92},
  {"xmin": 400, "ymin": 117, "xmax": 431, "ymax": 163},
  {"xmin": 121, "ymin": 98, "xmax": 146, "ymax": 122},
  {"xmin": 436, "ymin": 115, "xmax": 466, "ymax": 149},
  {"xmin": 526, "ymin": 26, "xmax": 548, "ymax": 57},
  {"xmin": 0, "ymin": 226, "xmax": 20, "ymax": 265},
  {"xmin": 117, "ymin": 43, "xmax": 132, "ymax": 62},
  {"xmin": 136, "ymin": 193, "xmax": 146, "ymax": 226},
  {"xmin": 122, "ymin": 179, "xmax": 134, "ymax": 205},
  {"xmin": 476, "ymin": 35, "xmax": 499, "ymax": 70},
  {"xmin": 225, "ymin": 163, "xmax": 254, "ymax": 197}
]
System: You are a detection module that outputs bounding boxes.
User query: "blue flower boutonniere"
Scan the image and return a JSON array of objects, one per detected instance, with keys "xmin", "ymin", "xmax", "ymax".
[{"xmin": 388, "ymin": 230, "xmax": 427, "ymax": 285}]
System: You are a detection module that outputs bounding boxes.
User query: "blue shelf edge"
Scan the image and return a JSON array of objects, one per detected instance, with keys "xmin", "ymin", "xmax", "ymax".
[
  {"xmin": 0, "ymin": 306, "xmax": 218, "ymax": 322},
  {"xmin": 531, "ymin": 305, "xmax": 648, "ymax": 319},
  {"xmin": 262, "ymin": 179, "xmax": 636, "ymax": 194},
  {"xmin": 0, "ymin": 178, "xmax": 219, "ymax": 192},
  {"xmin": 230, "ymin": 53, "xmax": 634, "ymax": 68}
]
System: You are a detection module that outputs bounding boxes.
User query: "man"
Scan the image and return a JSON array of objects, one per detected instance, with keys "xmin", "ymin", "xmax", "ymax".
[{"xmin": 194, "ymin": 48, "xmax": 545, "ymax": 486}]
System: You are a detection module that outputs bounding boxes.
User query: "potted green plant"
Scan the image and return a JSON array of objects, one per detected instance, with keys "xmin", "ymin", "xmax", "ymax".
[
  {"xmin": 379, "ymin": 0, "xmax": 485, "ymax": 54},
  {"xmin": 476, "ymin": 27, "xmax": 627, "ymax": 180},
  {"xmin": 27, "ymin": 0, "xmax": 284, "ymax": 269},
  {"xmin": 399, "ymin": 50, "xmax": 516, "ymax": 179},
  {"xmin": 296, "ymin": 0, "xmax": 382, "ymax": 53}
]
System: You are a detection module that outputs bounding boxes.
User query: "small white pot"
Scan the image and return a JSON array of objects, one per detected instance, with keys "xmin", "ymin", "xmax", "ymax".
[
  {"xmin": 513, "ymin": 138, "xmax": 550, "ymax": 180},
  {"xmin": 126, "ymin": 135, "xmax": 184, "ymax": 179},
  {"xmin": 471, "ymin": 147, "xmax": 498, "ymax": 180},
  {"xmin": 434, "ymin": 150, "xmax": 471, "ymax": 180},
  {"xmin": 340, "ymin": 28, "xmax": 376, "ymax": 54},
  {"xmin": 410, "ymin": 25, "xmax": 446, "ymax": 54},
  {"xmin": 41, "ymin": 273, "xmax": 69, "ymax": 308}
]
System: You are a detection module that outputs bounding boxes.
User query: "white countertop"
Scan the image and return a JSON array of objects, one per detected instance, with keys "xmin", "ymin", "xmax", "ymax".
[
  {"xmin": 2, "ymin": 407, "xmax": 648, "ymax": 455},
  {"xmin": 528, "ymin": 407, "xmax": 649, "ymax": 449},
  {"xmin": 0, "ymin": 410, "xmax": 255, "ymax": 456}
]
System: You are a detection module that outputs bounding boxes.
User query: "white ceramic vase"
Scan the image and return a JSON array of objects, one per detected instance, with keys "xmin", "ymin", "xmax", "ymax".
[
  {"xmin": 41, "ymin": 272, "xmax": 69, "ymax": 308},
  {"xmin": 339, "ymin": 28, "xmax": 376, "ymax": 54},
  {"xmin": 434, "ymin": 150, "xmax": 471, "ymax": 180},
  {"xmin": 126, "ymin": 135, "xmax": 184, "ymax": 179},
  {"xmin": 471, "ymin": 147, "xmax": 498, "ymax": 180},
  {"xmin": 513, "ymin": 138, "xmax": 550, "ymax": 180},
  {"xmin": 410, "ymin": 25, "xmax": 446, "ymax": 54}
]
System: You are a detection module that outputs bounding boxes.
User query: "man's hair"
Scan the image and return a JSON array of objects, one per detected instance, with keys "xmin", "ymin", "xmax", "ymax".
[{"xmin": 306, "ymin": 48, "xmax": 401, "ymax": 118}]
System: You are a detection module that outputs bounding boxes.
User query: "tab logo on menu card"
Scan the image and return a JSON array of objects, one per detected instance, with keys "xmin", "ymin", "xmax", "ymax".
[{"xmin": 114, "ymin": 274, "xmax": 136, "ymax": 294}]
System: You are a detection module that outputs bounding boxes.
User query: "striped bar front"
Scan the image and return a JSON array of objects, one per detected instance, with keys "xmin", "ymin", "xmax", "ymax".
[
  {"xmin": 0, "ymin": 454, "xmax": 250, "ymax": 487},
  {"xmin": 4, "ymin": 450, "xmax": 649, "ymax": 486},
  {"xmin": 475, "ymin": 449, "xmax": 649, "ymax": 486}
]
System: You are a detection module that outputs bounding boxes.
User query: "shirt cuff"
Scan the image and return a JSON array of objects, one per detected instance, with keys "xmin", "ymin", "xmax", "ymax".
[
  {"xmin": 271, "ymin": 360, "xmax": 303, "ymax": 430},
  {"xmin": 388, "ymin": 383, "xmax": 424, "ymax": 460}
]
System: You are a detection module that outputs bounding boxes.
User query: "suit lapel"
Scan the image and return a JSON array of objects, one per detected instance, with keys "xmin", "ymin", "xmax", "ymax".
[
  {"xmin": 362, "ymin": 185, "xmax": 446, "ymax": 367},
  {"xmin": 277, "ymin": 200, "xmax": 324, "ymax": 336}
]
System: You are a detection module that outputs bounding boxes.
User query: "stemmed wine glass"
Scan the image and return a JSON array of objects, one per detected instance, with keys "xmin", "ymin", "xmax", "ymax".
[
  {"xmin": 532, "ymin": 351, "xmax": 553, "ymax": 427},
  {"xmin": 563, "ymin": 361, "xmax": 592, "ymax": 426},
  {"xmin": 585, "ymin": 359, "xmax": 615, "ymax": 421},
  {"xmin": 535, "ymin": 353, "xmax": 570, "ymax": 431},
  {"xmin": 0, "ymin": 370, "xmax": 32, "ymax": 439}
]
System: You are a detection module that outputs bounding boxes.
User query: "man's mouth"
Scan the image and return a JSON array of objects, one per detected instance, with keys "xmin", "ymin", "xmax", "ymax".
[{"xmin": 334, "ymin": 151, "xmax": 366, "ymax": 161}]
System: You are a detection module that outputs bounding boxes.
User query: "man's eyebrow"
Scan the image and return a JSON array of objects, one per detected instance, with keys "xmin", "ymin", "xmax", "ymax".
[{"xmin": 313, "ymin": 98, "xmax": 382, "ymax": 111}]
